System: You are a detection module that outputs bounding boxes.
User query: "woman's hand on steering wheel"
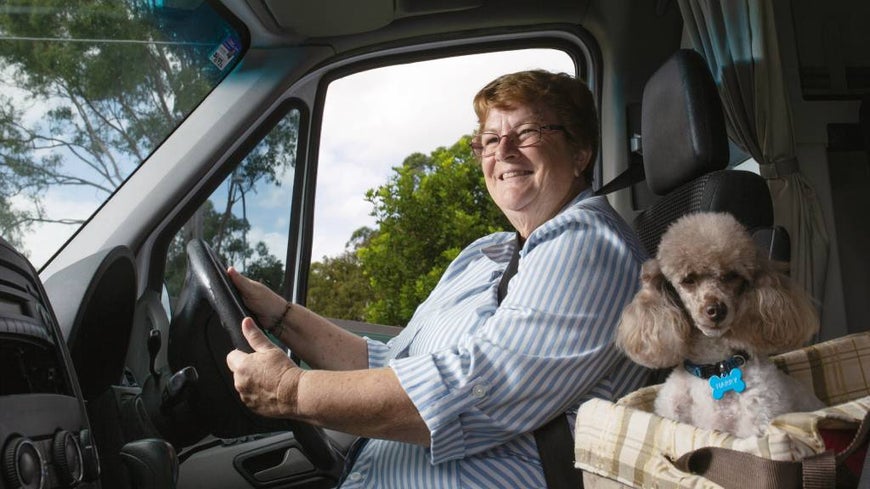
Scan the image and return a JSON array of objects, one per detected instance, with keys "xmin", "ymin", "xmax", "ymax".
[
  {"xmin": 226, "ymin": 317, "xmax": 304, "ymax": 419},
  {"xmin": 227, "ymin": 267, "xmax": 288, "ymax": 330}
]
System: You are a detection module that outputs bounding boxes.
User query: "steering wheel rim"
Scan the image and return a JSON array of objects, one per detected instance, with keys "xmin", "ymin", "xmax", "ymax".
[{"xmin": 183, "ymin": 239, "xmax": 338, "ymax": 472}]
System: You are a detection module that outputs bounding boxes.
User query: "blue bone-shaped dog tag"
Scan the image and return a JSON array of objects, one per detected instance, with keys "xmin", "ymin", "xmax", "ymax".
[{"xmin": 709, "ymin": 368, "xmax": 746, "ymax": 400}]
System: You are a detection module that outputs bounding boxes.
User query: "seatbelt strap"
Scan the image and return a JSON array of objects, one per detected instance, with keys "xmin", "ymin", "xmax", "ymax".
[
  {"xmin": 497, "ymin": 235, "xmax": 583, "ymax": 489},
  {"xmin": 594, "ymin": 159, "xmax": 645, "ymax": 196},
  {"xmin": 534, "ymin": 415, "xmax": 583, "ymax": 489},
  {"xmin": 497, "ymin": 234, "xmax": 521, "ymax": 302}
]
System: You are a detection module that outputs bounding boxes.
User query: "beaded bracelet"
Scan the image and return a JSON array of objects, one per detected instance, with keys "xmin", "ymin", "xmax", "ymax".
[{"xmin": 268, "ymin": 301, "xmax": 292, "ymax": 336}]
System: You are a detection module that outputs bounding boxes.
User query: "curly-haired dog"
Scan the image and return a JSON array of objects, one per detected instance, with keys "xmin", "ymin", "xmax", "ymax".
[{"xmin": 616, "ymin": 212, "xmax": 824, "ymax": 438}]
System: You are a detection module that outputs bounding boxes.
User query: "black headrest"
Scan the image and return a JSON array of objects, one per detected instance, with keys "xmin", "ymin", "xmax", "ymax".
[{"xmin": 641, "ymin": 49, "xmax": 729, "ymax": 195}]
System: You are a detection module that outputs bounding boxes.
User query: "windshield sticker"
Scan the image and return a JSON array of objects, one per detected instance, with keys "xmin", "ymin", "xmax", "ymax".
[{"xmin": 209, "ymin": 35, "xmax": 241, "ymax": 71}]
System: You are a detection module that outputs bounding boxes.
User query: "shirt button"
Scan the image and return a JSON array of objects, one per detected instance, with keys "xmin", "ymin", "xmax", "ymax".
[
  {"xmin": 472, "ymin": 383, "xmax": 488, "ymax": 399},
  {"xmin": 348, "ymin": 472, "xmax": 363, "ymax": 482}
]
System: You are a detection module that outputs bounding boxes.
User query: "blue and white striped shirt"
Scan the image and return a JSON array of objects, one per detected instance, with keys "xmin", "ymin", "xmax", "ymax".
[{"xmin": 342, "ymin": 189, "xmax": 649, "ymax": 488}]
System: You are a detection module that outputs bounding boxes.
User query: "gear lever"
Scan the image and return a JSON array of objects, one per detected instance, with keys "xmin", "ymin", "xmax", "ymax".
[
  {"xmin": 147, "ymin": 329, "xmax": 161, "ymax": 378},
  {"xmin": 161, "ymin": 366, "xmax": 199, "ymax": 411},
  {"xmin": 120, "ymin": 439, "xmax": 178, "ymax": 489}
]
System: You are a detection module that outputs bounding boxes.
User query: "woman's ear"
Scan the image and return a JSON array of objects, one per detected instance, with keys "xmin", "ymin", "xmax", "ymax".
[
  {"xmin": 616, "ymin": 259, "xmax": 691, "ymax": 369},
  {"xmin": 573, "ymin": 148, "xmax": 592, "ymax": 178}
]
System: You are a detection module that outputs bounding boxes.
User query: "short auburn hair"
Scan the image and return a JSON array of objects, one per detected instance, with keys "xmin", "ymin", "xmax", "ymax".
[{"xmin": 473, "ymin": 70, "xmax": 599, "ymax": 183}]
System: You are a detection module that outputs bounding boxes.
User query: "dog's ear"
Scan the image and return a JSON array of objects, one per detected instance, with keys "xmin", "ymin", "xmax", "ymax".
[
  {"xmin": 616, "ymin": 259, "xmax": 692, "ymax": 368},
  {"xmin": 740, "ymin": 260, "xmax": 819, "ymax": 354}
]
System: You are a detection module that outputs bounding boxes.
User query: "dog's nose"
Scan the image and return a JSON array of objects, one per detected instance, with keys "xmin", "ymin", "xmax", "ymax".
[{"xmin": 704, "ymin": 302, "xmax": 728, "ymax": 322}]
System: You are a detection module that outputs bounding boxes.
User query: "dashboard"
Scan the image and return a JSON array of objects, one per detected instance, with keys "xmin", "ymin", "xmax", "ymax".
[
  {"xmin": 0, "ymin": 238, "xmax": 98, "ymax": 489},
  {"xmin": 0, "ymin": 238, "xmax": 177, "ymax": 489}
]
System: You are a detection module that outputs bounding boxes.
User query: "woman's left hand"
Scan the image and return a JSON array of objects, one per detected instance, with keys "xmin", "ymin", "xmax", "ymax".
[{"xmin": 226, "ymin": 317, "xmax": 304, "ymax": 419}]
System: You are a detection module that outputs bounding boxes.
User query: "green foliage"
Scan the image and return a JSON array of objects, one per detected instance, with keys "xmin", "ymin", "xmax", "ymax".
[
  {"xmin": 244, "ymin": 242, "xmax": 285, "ymax": 291},
  {"xmin": 0, "ymin": 0, "xmax": 237, "ymax": 253},
  {"xmin": 308, "ymin": 252, "xmax": 372, "ymax": 322},
  {"xmin": 164, "ymin": 201, "xmax": 286, "ymax": 302},
  {"xmin": 0, "ymin": 1, "xmax": 291, "ymax": 294},
  {"xmin": 307, "ymin": 226, "xmax": 374, "ymax": 321},
  {"xmin": 354, "ymin": 136, "xmax": 511, "ymax": 326},
  {"xmin": 164, "ymin": 111, "xmax": 299, "ymax": 302}
]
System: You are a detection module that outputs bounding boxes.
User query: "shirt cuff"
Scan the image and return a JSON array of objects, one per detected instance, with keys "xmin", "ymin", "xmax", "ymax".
[
  {"xmin": 390, "ymin": 353, "xmax": 486, "ymax": 464},
  {"xmin": 364, "ymin": 337, "xmax": 390, "ymax": 369}
]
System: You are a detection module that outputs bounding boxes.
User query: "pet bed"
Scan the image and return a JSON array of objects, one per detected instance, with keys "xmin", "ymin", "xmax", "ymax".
[{"xmin": 574, "ymin": 331, "xmax": 870, "ymax": 488}]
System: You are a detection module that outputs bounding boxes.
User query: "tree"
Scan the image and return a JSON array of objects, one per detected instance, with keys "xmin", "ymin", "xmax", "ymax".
[
  {"xmin": 356, "ymin": 136, "xmax": 511, "ymax": 326},
  {"xmin": 0, "ymin": 2, "xmax": 293, "ymax": 289},
  {"xmin": 307, "ymin": 227, "xmax": 374, "ymax": 321},
  {"xmin": 0, "ymin": 2, "xmax": 202, "ymax": 240},
  {"xmin": 165, "ymin": 111, "xmax": 299, "ymax": 301},
  {"xmin": 164, "ymin": 199, "xmax": 286, "ymax": 304}
]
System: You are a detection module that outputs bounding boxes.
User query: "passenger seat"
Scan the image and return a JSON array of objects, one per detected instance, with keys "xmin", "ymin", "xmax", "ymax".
[{"xmin": 633, "ymin": 49, "xmax": 778, "ymax": 259}]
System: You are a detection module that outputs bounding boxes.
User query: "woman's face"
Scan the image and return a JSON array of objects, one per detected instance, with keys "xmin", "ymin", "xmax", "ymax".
[{"xmin": 480, "ymin": 104, "xmax": 591, "ymax": 237}]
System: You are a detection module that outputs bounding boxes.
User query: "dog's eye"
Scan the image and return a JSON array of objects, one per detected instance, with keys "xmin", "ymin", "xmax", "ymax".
[
  {"xmin": 723, "ymin": 272, "xmax": 742, "ymax": 283},
  {"xmin": 680, "ymin": 274, "xmax": 697, "ymax": 286}
]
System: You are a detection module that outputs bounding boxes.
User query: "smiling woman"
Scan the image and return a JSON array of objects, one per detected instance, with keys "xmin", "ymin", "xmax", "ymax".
[
  {"xmin": 219, "ymin": 62, "xmax": 652, "ymax": 488},
  {"xmin": 471, "ymin": 70, "xmax": 599, "ymax": 239},
  {"xmin": 3, "ymin": 1, "xmax": 867, "ymax": 489},
  {"xmin": 310, "ymin": 49, "xmax": 575, "ymax": 325}
]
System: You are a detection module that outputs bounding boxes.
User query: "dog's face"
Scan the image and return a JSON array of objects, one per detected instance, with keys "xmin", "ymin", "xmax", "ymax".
[
  {"xmin": 657, "ymin": 213, "xmax": 760, "ymax": 338},
  {"xmin": 668, "ymin": 265, "xmax": 751, "ymax": 337},
  {"xmin": 618, "ymin": 212, "xmax": 819, "ymax": 365}
]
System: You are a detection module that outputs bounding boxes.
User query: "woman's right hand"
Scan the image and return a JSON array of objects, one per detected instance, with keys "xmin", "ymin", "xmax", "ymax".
[
  {"xmin": 227, "ymin": 267, "xmax": 288, "ymax": 329},
  {"xmin": 228, "ymin": 267, "xmax": 369, "ymax": 370}
]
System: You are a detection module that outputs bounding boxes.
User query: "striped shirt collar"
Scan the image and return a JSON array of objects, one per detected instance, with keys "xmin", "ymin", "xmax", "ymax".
[{"xmin": 481, "ymin": 187, "xmax": 596, "ymax": 263}]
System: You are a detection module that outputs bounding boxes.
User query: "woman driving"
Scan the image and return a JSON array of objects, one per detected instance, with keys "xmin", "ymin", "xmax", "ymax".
[{"xmin": 226, "ymin": 69, "xmax": 649, "ymax": 488}]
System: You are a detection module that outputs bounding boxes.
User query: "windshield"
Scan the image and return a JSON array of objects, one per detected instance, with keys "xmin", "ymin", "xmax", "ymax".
[{"xmin": 0, "ymin": 0, "xmax": 245, "ymax": 268}]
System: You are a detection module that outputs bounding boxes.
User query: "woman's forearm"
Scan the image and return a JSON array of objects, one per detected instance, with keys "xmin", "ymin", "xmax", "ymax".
[
  {"xmin": 293, "ymin": 367, "xmax": 430, "ymax": 445},
  {"xmin": 272, "ymin": 303, "xmax": 369, "ymax": 371}
]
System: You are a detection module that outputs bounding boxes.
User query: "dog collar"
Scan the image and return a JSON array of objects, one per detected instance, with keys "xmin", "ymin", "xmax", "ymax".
[{"xmin": 683, "ymin": 351, "xmax": 749, "ymax": 380}]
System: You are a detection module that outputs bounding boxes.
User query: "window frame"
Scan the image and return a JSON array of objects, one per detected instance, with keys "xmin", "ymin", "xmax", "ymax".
[
  {"xmin": 144, "ymin": 25, "xmax": 601, "ymax": 316},
  {"xmin": 290, "ymin": 27, "xmax": 600, "ymax": 308},
  {"xmin": 147, "ymin": 98, "xmax": 311, "ymax": 300}
]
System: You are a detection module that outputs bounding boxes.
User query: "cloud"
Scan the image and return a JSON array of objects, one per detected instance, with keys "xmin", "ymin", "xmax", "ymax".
[
  {"xmin": 11, "ymin": 190, "xmax": 100, "ymax": 266},
  {"xmin": 310, "ymin": 49, "xmax": 574, "ymax": 259},
  {"xmin": 15, "ymin": 48, "xmax": 575, "ymax": 270},
  {"xmin": 245, "ymin": 225, "xmax": 288, "ymax": 265}
]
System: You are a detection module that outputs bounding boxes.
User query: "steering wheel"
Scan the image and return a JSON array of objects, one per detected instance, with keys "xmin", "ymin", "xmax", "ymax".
[{"xmin": 166, "ymin": 239, "xmax": 338, "ymax": 473}]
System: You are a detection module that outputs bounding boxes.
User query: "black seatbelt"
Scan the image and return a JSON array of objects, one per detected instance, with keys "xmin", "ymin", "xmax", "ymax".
[
  {"xmin": 594, "ymin": 159, "xmax": 645, "ymax": 196},
  {"xmin": 497, "ymin": 235, "xmax": 521, "ymax": 301},
  {"xmin": 497, "ymin": 234, "xmax": 583, "ymax": 489}
]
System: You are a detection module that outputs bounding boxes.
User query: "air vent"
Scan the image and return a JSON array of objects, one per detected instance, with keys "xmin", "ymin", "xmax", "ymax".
[{"xmin": 0, "ymin": 336, "xmax": 69, "ymax": 396}]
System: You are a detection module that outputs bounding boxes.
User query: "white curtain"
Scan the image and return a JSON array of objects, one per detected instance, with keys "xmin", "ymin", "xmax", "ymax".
[{"xmin": 677, "ymin": 0, "xmax": 829, "ymax": 310}]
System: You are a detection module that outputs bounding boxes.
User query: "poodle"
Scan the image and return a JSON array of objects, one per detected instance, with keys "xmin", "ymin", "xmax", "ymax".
[{"xmin": 616, "ymin": 212, "xmax": 824, "ymax": 438}]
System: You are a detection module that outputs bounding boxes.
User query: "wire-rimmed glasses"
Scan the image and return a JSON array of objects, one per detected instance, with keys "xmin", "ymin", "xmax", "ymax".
[{"xmin": 471, "ymin": 123, "xmax": 566, "ymax": 158}]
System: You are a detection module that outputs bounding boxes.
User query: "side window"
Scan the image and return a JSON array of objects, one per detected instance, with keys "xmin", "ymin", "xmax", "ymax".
[
  {"xmin": 164, "ymin": 109, "xmax": 300, "ymax": 307},
  {"xmin": 310, "ymin": 49, "xmax": 575, "ymax": 326}
]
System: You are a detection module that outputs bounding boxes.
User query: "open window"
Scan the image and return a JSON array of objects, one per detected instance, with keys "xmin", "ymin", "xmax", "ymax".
[{"xmin": 309, "ymin": 49, "xmax": 576, "ymax": 329}]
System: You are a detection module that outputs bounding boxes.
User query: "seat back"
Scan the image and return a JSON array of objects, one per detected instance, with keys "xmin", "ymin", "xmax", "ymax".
[{"xmin": 634, "ymin": 49, "xmax": 775, "ymax": 257}]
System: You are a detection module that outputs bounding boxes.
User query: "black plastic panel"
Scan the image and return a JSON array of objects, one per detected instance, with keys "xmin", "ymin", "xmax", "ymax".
[{"xmin": 0, "ymin": 238, "xmax": 97, "ymax": 489}]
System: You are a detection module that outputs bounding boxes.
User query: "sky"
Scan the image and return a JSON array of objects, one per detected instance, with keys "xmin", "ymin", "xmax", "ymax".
[
  {"xmin": 14, "ymin": 48, "xmax": 575, "ymax": 269},
  {"xmin": 310, "ymin": 49, "xmax": 574, "ymax": 260}
]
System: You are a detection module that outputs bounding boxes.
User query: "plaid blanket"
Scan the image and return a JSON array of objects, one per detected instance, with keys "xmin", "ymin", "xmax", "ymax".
[{"xmin": 574, "ymin": 332, "xmax": 870, "ymax": 488}]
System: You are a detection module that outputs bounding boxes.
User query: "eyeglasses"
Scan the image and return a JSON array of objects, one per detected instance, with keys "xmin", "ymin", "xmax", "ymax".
[{"xmin": 471, "ymin": 123, "xmax": 566, "ymax": 157}]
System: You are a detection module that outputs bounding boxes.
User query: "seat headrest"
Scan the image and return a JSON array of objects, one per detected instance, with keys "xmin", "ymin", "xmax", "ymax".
[{"xmin": 641, "ymin": 49, "xmax": 729, "ymax": 195}]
